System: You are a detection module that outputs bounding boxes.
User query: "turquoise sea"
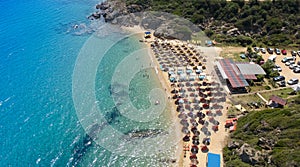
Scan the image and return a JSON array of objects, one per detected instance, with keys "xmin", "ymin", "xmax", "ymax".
[{"xmin": 0, "ymin": 0, "xmax": 177, "ymax": 166}]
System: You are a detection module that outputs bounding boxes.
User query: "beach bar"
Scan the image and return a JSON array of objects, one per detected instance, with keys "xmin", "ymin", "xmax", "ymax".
[{"xmin": 207, "ymin": 152, "xmax": 221, "ymax": 167}]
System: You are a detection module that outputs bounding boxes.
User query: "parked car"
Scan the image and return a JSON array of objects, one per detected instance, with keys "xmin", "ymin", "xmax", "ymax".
[
  {"xmin": 287, "ymin": 78, "xmax": 299, "ymax": 85},
  {"xmin": 268, "ymin": 55, "xmax": 277, "ymax": 62},
  {"xmin": 260, "ymin": 48, "xmax": 266, "ymax": 54},
  {"xmin": 273, "ymin": 64, "xmax": 282, "ymax": 72},
  {"xmin": 272, "ymin": 68, "xmax": 281, "ymax": 72},
  {"xmin": 293, "ymin": 67, "xmax": 300, "ymax": 73},
  {"xmin": 275, "ymin": 64, "xmax": 281, "ymax": 68},
  {"xmin": 282, "ymin": 57, "xmax": 294, "ymax": 63},
  {"xmin": 273, "ymin": 76, "xmax": 285, "ymax": 82},
  {"xmin": 291, "ymin": 50, "xmax": 297, "ymax": 57},
  {"xmin": 289, "ymin": 64, "xmax": 297, "ymax": 69},
  {"xmin": 253, "ymin": 47, "xmax": 260, "ymax": 52},
  {"xmin": 281, "ymin": 49, "xmax": 287, "ymax": 55},
  {"xmin": 267, "ymin": 48, "xmax": 274, "ymax": 54},
  {"xmin": 277, "ymin": 80, "xmax": 286, "ymax": 87},
  {"xmin": 275, "ymin": 48, "xmax": 281, "ymax": 55},
  {"xmin": 285, "ymin": 60, "xmax": 295, "ymax": 66}
]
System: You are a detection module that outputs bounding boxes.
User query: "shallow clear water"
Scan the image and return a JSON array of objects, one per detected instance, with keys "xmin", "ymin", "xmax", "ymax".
[{"xmin": 0, "ymin": 0, "xmax": 178, "ymax": 166}]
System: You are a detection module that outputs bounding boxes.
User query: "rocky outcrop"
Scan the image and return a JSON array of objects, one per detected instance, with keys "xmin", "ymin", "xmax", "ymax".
[
  {"xmin": 257, "ymin": 137, "xmax": 276, "ymax": 150},
  {"xmin": 88, "ymin": 1, "xmax": 127, "ymax": 22},
  {"xmin": 88, "ymin": 1, "xmax": 201, "ymax": 41},
  {"xmin": 238, "ymin": 143, "xmax": 268, "ymax": 165},
  {"xmin": 227, "ymin": 140, "xmax": 240, "ymax": 150}
]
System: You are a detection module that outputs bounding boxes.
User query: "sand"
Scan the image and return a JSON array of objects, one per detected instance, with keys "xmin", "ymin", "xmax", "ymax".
[{"xmin": 121, "ymin": 25, "xmax": 230, "ymax": 167}]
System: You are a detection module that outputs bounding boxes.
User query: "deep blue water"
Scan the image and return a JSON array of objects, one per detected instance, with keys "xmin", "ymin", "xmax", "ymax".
[{"xmin": 0, "ymin": 0, "xmax": 100, "ymax": 166}]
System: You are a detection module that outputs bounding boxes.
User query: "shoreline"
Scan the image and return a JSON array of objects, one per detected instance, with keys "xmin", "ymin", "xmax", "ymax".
[{"xmin": 121, "ymin": 25, "xmax": 229, "ymax": 166}]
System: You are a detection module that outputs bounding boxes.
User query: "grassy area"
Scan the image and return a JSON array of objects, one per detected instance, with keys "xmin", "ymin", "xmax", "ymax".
[
  {"xmin": 231, "ymin": 88, "xmax": 295, "ymax": 111},
  {"xmin": 260, "ymin": 87, "xmax": 294, "ymax": 100},
  {"xmin": 248, "ymin": 81, "xmax": 270, "ymax": 92},
  {"xmin": 230, "ymin": 94, "xmax": 265, "ymax": 111},
  {"xmin": 220, "ymin": 51, "xmax": 250, "ymax": 63}
]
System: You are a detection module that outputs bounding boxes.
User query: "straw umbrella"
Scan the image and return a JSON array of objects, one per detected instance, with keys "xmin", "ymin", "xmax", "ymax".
[
  {"xmin": 204, "ymin": 130, "xmax": 211, "ymax": 136},
  {"xmin": 203, "ymin": 103, "xmax": 209, "ymax": 109},
  {"xmin": 201, "ymin": 145, "xmax": 209, "ymax": 153},
  {"xmin": 198, "ymin": 119, "xmax": 205, "ymax": 125},
  {"xmin": 202, "ymin": 138, "xmax": 211, "ymax": 145},
  {"xmin": 180, "ymin": 119, "xmax": 189, "ymax": 127},
  {"xmin": 178, "ymin": 112, "xmax": 187, "ymax": 119},
  {"xmin": 201, "ymin": 126, "xmax": 208, "ymax": 133},
  {"xmin": 206, "ymin": 110, "xmax": 212, "ymax": 116},
  {"xmin": 194, "ymin": 130, "xmax": 200, "ymax": 136},
  {"xmin": 191, "ymin": 126, "xmax": 197, "ymax": 134},
  {"xmin": 183, "ymin": 135, "xmax": 190, "ymax": 142},
  {"xmin": 216, "ymin": 109, "xmax": 222, "ymax": 116},
  {"xmin": 212, "ymin": 125, "xmax": 219, "ymax": 132},
  {"xmin": 189, "ymin": 154, "xmax": 197, "ymax": 160},
  {"xmin": 188, "ymin": 112, "xmax": 196, "ymax": 118},
  {"xmin": 191, "ymin": 145, "xmax": 198, "ymax": 154},
  {"xmin": 182, "ymin": 127, "xmax": 190, "ymax": 134}
]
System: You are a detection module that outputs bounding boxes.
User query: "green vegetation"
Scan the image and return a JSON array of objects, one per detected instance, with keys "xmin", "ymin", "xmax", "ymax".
[
  {"xmin": 224, "ymin": 95, "xmax": 300, "ymax": 166},
  {"xmin": 125, "ymin": 0, "xmax": 300, "ymax": 47}
]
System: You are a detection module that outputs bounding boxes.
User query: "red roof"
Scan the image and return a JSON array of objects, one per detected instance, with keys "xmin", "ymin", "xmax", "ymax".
[
  {"xmin": 269, "ymin": 95, "xmax": 287, "ymax": 106},
  {"xmin": 218, "ymin": 59, "xmax": 249, "ymax": 88},
  {"xmin": 243, "ymin": 74, "xmax": 257, "ymax": 80}
]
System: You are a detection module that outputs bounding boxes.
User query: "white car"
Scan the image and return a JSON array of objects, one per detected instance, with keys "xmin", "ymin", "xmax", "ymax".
[
  {"xmin": 285, "ymin": 60, "xmax": 295, "ymax": 66},
  {"xmin": 275, "ymin": 48, "xmax": 281, "ymax": 55},
  {"xmin": 289, "ymin": 64, "xmax": 298, "ymax": 69},
  {"xmin": 287, "ymin": 78, "xmax": 299, "ymax": 85}
]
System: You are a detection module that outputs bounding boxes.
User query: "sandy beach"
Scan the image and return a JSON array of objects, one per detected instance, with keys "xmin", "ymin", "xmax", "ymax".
[{"xmin": 122, "ymin": 25, "xmax": 229, "ymax": 167}]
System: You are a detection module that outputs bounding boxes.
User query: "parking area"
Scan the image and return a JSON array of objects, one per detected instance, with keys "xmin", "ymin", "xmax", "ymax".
[{"xmin": 259, "ymin": 48, "xmax": 300, "ymax": 83}]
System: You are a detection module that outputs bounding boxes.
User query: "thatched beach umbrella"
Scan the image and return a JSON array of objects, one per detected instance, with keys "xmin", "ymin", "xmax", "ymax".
[
  {"xmin": 197, "ymin": 112, "xmax": 205, "ymax": 118},
  {"xmin": 191, "ymin": 126, "xmax": 197, "ymax": 133},
  {"xmin": 192, "ymin": 141, "xmax": 200, "ymax": 147},
  {"xmin": 204, "ymin": 130, "xmax": 211, "ymax": 136},
  {"xmin": 178, "ymin": 112, "xmax": 187, "ymax": 119},
  {"xmin": 193, "ymin": 103, "xmax": 200, "ymax": 109},
  {"xmin": 194, "ymin": 130, "xmax": 200, "ymax": 136},
  {"xmin": 201, "ymin": 145, "xmax": 209, "ymax": 153},
  {"xmin": 191, "ymin": 121, "xmax": 198, "ymax": 127},
  {"xmin": 191, "ymin": 145, "xmax": 198, "ymax": 154},
  {"xmin": 192, "ymin": 135, "xmax": 199, "ymax": 140},
  {"xmin": 209, "ymin": 117, "xmax": 215, "ymax": 123},
  {"xmin": 171, "ymin": 89, "xmax": 179, "ymax": 94},
  {"xmin": 180, "ymin": 119, "xmax": 189, "ymax": 127},
  {"xmin": 203, "ymin": 103, "xmax": 209, "ymax": 109},
  {"xmin": 186, "ymin": 82, "xmax": 193, "ymax": 87},
  {"xmin": 216, "ymin": 109, "xmax": 222, "ymax": 116},
  {"xmin": 189, "ymin": 154, "xmax": 197, "ymax": 160},
  {"xmin": 212, "ymin": 125, "xmax": 219, "ymax": 132},
  {"xmin": 202, "ymin": 138, "xmax": 211, "ymax": 145},
  {"xmin": 183, "ymin": 135, "xmax": 190, "ymax": 142},
  {"xmin": 182, "ymin": 127, "xmax": 190, "ymax": 134},
  {"xmin": 198, "ymin": 119, "xmax": 205, "ymax": 125},
  {"xmin": 188, "ymin": 112, "xmax": 196, "ymax": 118},
  {"xmin": 206, "ymin": 110, "xmax": 212, "ymax": 116},
  {"xmin": 213, "ymin": 120, "xmax": 220, "ymax": 126},
  {"xmin": 201, "ymin": 126, "xmax": 208, "ymax": 132}
]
